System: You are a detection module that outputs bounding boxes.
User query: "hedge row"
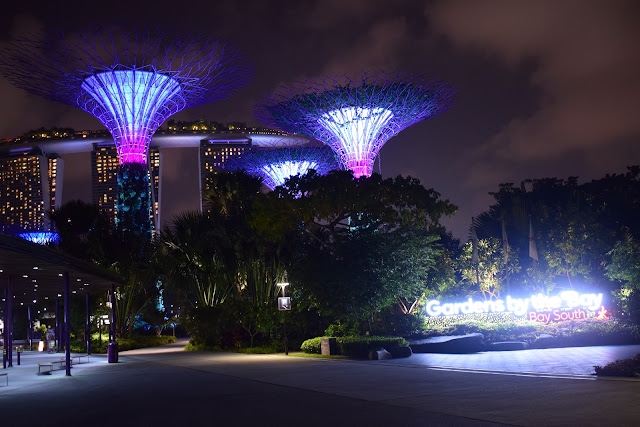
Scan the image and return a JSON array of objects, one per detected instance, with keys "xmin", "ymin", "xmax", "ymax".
[
  {"xmin": 595, "ymin": 353, "xmax": 640, "ymax": 377},
  {"xmin": 300, "ymin": 337, "xmax": 324, "ymax": 354},
  {"xmin": 71, "ymin": 335, "xmax": 177, "ymax": 353},
  {"xmin": 301, "ymin": 336, "xmax": 409, "ymax": 358}
]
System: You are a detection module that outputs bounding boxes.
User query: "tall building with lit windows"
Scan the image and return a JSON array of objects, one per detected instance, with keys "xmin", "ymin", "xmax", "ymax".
[
  {"xmin": 91, "ymin": 143, "xmax": 119, "ymax": 225},
  {"xmin": 0, "ymin": 148, "xmax": 63, "ymax": 232},
  {"xmin": 148, "ymin": 148, "xmax": 161, "ymax": 230},
  {"xmin": 199, "ymin": 135, "xmax": 252, "ymax": 209},
  {"xmin": 91, "ymin": 143, "xmax": 161, "ymax": 230},
  {"xmin": 1, "ymin": 128, "xmax": 307, "ymax": 234}
]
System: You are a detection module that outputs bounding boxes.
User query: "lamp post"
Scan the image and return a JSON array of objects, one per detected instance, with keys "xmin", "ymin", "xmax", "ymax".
[{"xmin": 277, "ymin": 282, "xmax": 290, "ymax": 355}]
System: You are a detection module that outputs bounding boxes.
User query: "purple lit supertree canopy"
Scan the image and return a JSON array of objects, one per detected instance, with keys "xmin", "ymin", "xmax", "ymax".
[
  {"xmin": 18, "ymin": 231, "xmax": 60, "ymax": 245},
  {"xmin": 0, "ymin": 25, "xmax": 252, "ymax": 236},
  {"xmin": 255, "ymin": 71, "xmax": 455, "ymax": 178},
  {"xmin": 226, "ymin": 145, "xmax": 339, "ymax": 190}
]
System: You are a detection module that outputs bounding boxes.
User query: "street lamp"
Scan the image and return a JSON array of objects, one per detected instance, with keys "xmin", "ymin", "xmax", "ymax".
[
  {"xmin": 277, "ymin": 282, "xmax": 291, "ymax": 355},
  {"xmin": 277, "ymin": 282, "xmax": 289, "ymax": 297}
]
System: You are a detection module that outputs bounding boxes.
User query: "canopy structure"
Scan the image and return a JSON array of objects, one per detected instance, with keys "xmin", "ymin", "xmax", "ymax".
[
  {"xmin": 255, "ymin": 70, "xmax": 455, "ymax": 178},
  {"xmin": 225, "ymin": 145, "xmax": 339, "ymax": 190},
  {"xmin": 0, "ymin": 25, "xmax": 252, "ymax": 236},
  {"xmin": 0, "ymin": 233, "xmax": 123, "ymax": 375}
]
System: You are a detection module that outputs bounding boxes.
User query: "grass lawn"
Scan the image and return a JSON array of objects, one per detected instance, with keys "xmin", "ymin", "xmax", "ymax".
[{"xmin": 286, "ymin": 351, "xmax": 349, "ymax": 359}]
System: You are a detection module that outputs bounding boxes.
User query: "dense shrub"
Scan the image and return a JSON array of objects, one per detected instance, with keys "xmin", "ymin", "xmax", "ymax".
[
  {"xmin": 324, "ymin": 322, "xmax": 359, "ymax": 337},
  {"xmin": 421, "ymin": 312, "xmax": 538, "ymax": 337},
  {"xmin": 595, "ymin": 353, "xmax": 640, "ymax": 377},
  {"xmin": 235, "ymin": 341, "xmax": 284, "ymax": 354},
  {"xmin": 301, "ymin": 337, "xmax": 324, "ymax": 354},
  {"xmin": 529, "ymin": 318, "xmax": 640, "ymax": 348},
  {"xmin": 115, "ymin": 335, "xmax": 176, "ymax": 351},
  {"xmin": 182, "ymin": 306, "xmax": 238, "ymax": 347},
  {"xmin": 71, "ymin": 335, "xmax": 176, "ymax": 353},
  {"xmin": 338, "ymin": 336, "xmax": 409, "ymax": 358},
  {"xmin": 301, "ymin": 336, "xmax": 409, "ymax": 358},
  {"xmin": 419, "ymin": 314, "xmax": 640, "ymax": 347}
]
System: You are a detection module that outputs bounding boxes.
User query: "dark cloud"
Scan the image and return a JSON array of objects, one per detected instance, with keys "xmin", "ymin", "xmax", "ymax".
[
  {"xmin": 1, "ymin": 0, "xmax": 638, "ymax": 239},
  {"xmin": 322, "ymin": 17, "xmax": 410, "ymax": 74},
  {"xmin": 430, "ymin": 0, "xmax": 640, "ymax": 191}
]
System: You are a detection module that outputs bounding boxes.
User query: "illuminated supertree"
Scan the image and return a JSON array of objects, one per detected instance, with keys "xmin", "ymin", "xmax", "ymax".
[
  {"xmin": 226, "ymin": 146, "xmax": 339, "ymax": 190},
  {"xmin": 255, "ymin": 71, "xmax": 454, "ymax": 178},
  {"xmin": 18, "ymin": 232, "xmax": 60, "ymax": 245},
  {"xmin": 0, "ymin": 26, "xmax": 251, "ymax": 236}
]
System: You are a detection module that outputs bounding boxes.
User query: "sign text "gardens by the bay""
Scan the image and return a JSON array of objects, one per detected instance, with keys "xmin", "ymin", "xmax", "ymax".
[{"xmin": 425, "ymin": 291, "xmax": 605, "ymax": 325}]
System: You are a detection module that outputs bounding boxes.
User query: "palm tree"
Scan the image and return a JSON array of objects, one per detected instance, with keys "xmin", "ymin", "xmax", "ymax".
[{"xmin": 157, "ymin": 212, "xmax": 237, "ymax": 307}]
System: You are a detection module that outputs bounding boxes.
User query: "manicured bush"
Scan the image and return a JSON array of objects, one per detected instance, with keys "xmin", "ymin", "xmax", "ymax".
[
  {"xmin": 114, "ymin": 335, "xmax": 176, "ymax": 351},
  {"xmin": 338, "ymin": 336, "xmax": 409, "ymax": 359},
  {"xmin": 595, "ymin": 353, "xmax": 640, "ymax": 377},
  {"xmin": 71, "ymin": 334, "xmax": 176, "ymax": 353},
  {"xmin": 184, "ymin": 341, "xmax": 219, "ymax": 352},
  {"xmin": 422, "ymin": 312, "xmax": 539, "ymax": 338},
  {"xmin": 531, "ymin": 318, "xmax": 640, "ymax": 348},
  {"xmin": 300, "ymin": 337, "xmax": 324, "ymax": 354},
  {"xmin": 185, "ymin": 339, "xmax": 289, "ymax": 354},
  {"xmin": 419, "ymin": 313, "xmax": 640, "ymax": 348},
  {"xmin": 301, "ymin": 335, "xmax": 409, "ymax": 358},
  {"xmin": 235, "ymin": 341, "xmax": 283, "ymax": 354}
]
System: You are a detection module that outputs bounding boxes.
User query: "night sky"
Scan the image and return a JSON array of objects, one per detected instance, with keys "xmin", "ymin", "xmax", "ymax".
[{"xmin": 1, "ymin": 0, "xmax": 639, "ymax": 239}]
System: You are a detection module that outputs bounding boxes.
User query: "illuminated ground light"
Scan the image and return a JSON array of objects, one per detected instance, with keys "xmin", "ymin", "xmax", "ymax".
[
  {"xmin": 18, "ymin": 232, "xmax": 60, "ymax": 245},
  {"xmin": 226, "ymin": 146, "xmax": 339, "ymax": 190},
  {"xmin": 0, "ymin": 25, "xmax": 251, "ymax": 236},
  {"xmin": 255, "ymin": 71, "xmax": 454, "ymax": 177}
]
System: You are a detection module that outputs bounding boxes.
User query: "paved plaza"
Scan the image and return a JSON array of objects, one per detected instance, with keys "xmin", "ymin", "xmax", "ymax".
[
  {"xmin": 1, "ymin": 341, "xmax": 639, "ymax": 426},
  {"xmin": 391, "ymin": 344, "xmax": 640, "ymax": 376}
]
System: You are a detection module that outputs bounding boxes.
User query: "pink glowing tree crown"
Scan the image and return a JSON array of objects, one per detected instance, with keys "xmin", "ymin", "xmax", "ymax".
[
  {"xmin": 0, "ymin": 25, "xmax": 252, "ymax": 165},
  {"xmin": 255, "ymin": 71, "xmax": 455, "ymax": 177},
  {"xmin": 225, "ymin": 145, "xmax": 339, "ymax": 190}
]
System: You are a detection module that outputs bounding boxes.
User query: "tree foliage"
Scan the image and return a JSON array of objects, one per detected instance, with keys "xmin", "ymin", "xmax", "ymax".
[
  {"xmin": 606, "ymin": 233, "xmax": 640, "ymax": 290},
  {"xmin": 157, "ymin": 211, "xmax": 236, "ymax": 307},
  {"xmin": 456, "ymin": 237, "xmax": 520, "ymax": 299},
  {"xmin": 49, "ymin": 200, "xmax": 159, "ymax": 338},
  {"xmin": 472, "ymin": 167, "xmax": 640, "ymax": 295},
  {"xmin": 158, "ymin": 171, "xmax": 289, "ymax": 346},
  {"xmin": 251, "ymin": 170, "xmax": 457, "ymax": 330},
  {"xmin": 48, "ymin": 199, "xmax": 112, "ymax": 261}
]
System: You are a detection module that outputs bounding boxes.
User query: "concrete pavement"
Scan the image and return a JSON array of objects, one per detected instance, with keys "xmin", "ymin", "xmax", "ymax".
[
  {"xmin": 1, "ymin": 341, "xmax": 639, "ymax": 426},
  {"xmin": 390, "ymin": 344, "xmax": 640, "ymax": 376}
]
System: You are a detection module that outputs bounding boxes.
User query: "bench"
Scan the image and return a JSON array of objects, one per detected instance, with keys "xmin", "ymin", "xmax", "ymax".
[
  {"xmin": 38, "ymin": 359, "xmax": 66, "ymax": 375},
  {"xmin": 0, "ymin": 372, "xmax": 7, "ymax": 386},
  {"xmin": 38, "ymin": 362, "xmax": 54, "ymax": 374},
  {"xmin": 72, "ymin": 354, "xmax": 90, "ymax": 364},
  {"xmin": 37, "ymin": 355, "xmax": 89, "ymax": 374}
]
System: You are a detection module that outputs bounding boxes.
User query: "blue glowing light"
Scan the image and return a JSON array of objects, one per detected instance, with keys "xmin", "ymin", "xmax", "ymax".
[
  {"xmin": 255, "ymin": 71, "xmax": 455, "ymax": 179},
  {"xmin": 18, "ymin": 232, "xmax": 60, "ymax": 245},
  {"xmin": 260, "ymin": 160, "xmax": 318, "ymax": 190},
  {"xmin": 226, "ymin": 146, "xmax": 339, "ymax": 191},
  {"xmin": 81, "ymin": 70, "xmax": 181, "ymax": 164},
  {"xmin": 318, "ymin": 107, "xmax": 393, "ymax": 178}
]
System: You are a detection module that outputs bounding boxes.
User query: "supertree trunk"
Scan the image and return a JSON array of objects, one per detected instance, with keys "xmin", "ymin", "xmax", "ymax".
[
  {"xmin": 0, "ymin": 25, "xmax": 252, "ymax": 239},
  {"xmin": 117, "ymin": 162, "xmax": 152, "ymax": 237}
]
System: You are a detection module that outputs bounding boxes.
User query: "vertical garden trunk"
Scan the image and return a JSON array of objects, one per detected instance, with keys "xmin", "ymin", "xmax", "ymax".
[{"xmin": 117, "ymin": 162, "xmax": 152, "ymax": 238}]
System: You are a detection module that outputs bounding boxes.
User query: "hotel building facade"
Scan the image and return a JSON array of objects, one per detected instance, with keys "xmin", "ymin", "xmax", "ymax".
[
  {"xmin": 0, "ymin": 130, "xmax": 308, "ymax": 233},
  {"xmin": 0, "ymin": 147, "xmax": 63, "ymax": 233}
]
